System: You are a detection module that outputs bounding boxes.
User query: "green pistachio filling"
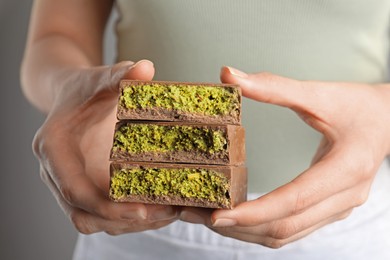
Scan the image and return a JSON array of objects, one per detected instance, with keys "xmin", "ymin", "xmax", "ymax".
[
  {"xmin": 113, "ymin": 124, "xmax": 227, "ymax": 154},
  {"xmin": 120, "ymin": 83, "xmax": 240, "ymax": 116},
  {"xmin": 110, "ymin": 168, "xmax": 230, "ymax": 203}
]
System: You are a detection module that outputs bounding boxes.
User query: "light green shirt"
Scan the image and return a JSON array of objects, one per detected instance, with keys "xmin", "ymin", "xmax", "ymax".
[{"xmin": 115, "ymin": 0, "xmax": 390, "ymax": 192}]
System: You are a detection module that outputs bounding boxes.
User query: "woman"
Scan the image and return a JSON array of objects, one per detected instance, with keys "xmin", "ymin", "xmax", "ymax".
[{"xmin": 21, "ymin": 1, "xmax": 390, "ymax": 259}]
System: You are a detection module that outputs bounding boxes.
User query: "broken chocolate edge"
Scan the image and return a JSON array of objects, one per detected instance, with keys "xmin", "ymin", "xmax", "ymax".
[{"xmin": 109, "ymin": 162, "xmax": 247, "ymax": 209}]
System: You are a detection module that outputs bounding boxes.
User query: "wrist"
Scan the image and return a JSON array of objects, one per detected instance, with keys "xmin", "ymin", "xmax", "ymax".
[
  {"xmin": 22, "ymin": 64, "xmax": 87, "ymax": 114},
  {"xmin": 21, "ymin": 34, "xmax": 97, "ymax": 114}
]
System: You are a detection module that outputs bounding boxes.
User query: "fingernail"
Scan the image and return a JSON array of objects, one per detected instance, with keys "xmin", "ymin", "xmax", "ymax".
[
  {"xmin": 180, "ymin": 211, "xmax": 205, "ymax": 225},
  {"xmin": 148, "ymin": 207, "xmax": 178, "ymax": 221},
  {"xmin": 121, "ymin": 207, "xmax": 147, "ymax": 220},
  {"xmin": 119, "ymin": 61, "xmax": 135, "ymax": 68},
  {"xmin": 212, "ymin": 218, "xmax": 237, "ymax": 227},
  {"xmin": 225, "ymin": 66, "xmax": 248, "ymax": 78},
  {"xmin": 132, "ymin": 59, "xmax": 154, "ymax": 69}
]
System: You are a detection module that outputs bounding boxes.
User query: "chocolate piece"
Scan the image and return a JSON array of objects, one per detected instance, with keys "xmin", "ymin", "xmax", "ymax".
[
  {"xmin": 110, "ymin": 162, "xmax": 247, "ymax": 209},
  {"xmin": 110, "ymin": 80, "xmax": 247, "ymax": 208},
  {"xmin": 110, "ymin": 121, "xmax": 246, "ymax": 165},
  {"xmin": 117, "ymin": 80, "xmax": 241, "ymax": 125}
]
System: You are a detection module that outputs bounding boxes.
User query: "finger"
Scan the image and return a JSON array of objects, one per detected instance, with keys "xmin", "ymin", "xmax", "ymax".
[
  {"xmin": 220, "ymin": 66, "xmax": 333, "ymax": 133},
  {"xmin": 220, "ymin": 66, "xmax": 311, "ymax": 109},
  {"xmin": 179, "ymin": 207, "xmax": 214, "ymax": 225},
  {"xmin": 38, "ymin": 131, "xmax": 148, "ymax": 221},
  {"xmin": 44, "ymin": 141, "xmax": 178, "ymax": 222},
  {"xmin": 211, "ymin": 148, "xmax": 369, "ymax": 227},
  {"xmin": 122, "ymin": 59, "xmax": 155, "ymax": 81},
  {"xmin": 108, "ymin": 59, "xmax": 155, "ymax": 90},
  {"xmin": 42, "ymin": 164, "xmax": 177, "ymax": 234},
  {"xmin": 40, "ymin": 163, "xmax": 74, "ymax": 219},
  {"xmin": 105, "ymin": 219, "xmax": 177, "ymax": 236},
  {"xmin": 93, "ymin": 59, "xmax": 155, "ymax": 94},
  {"xmin": 41, "ymin": 165, "xmax": 134, "ymax": 233},
  {"xmin": 60, "ymin": 167, "xmax": 178, "ymax": 222},
  {"xmin": 310, "ymin": 136, "xmax": 332, "ymax": 165},
  {"xmin": 211, "ymin": 209, "xmax": 352, "ymax": 249},
  {"xmin": 212, "ymin": 181, "xmax": 366, "ymax": 236},
  {"xmin": 143, "ymin": 205, "xmax": 180, "ymax": 222}
]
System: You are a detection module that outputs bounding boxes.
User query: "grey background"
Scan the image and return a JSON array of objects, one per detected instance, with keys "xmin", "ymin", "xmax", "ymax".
[{"xmin": 0, "ymin": 1, "xmax": 117, "ymax": 259}]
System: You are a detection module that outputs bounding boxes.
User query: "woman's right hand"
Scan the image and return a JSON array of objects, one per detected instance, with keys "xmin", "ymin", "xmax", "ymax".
[{"xmin": 33, "ymin": 60, "xmax": 179, "ymax": 235}]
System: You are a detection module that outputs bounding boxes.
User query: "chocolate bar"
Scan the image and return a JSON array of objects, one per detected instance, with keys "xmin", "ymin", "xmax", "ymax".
[
  {"xmin": 117, "ymin": 80, "xmax": 241, "ymax": 125},
  {"xmin": 109, "ymin": 80, "xmax": 248, "ymax": 208},
  {"xmin": 110, "ymin": 121, "xmax": 246, "ymax": 165},
  {"xmin": 109, "ymin": 162, "xmax": 247, "ymax": 209}
]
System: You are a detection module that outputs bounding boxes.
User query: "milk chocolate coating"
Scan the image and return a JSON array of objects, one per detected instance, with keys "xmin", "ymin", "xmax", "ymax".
[
  {"xmin": 117, "ymin": 80, "xmax": 242, "ymax": 125},
  {"xmin": 110, "ymin": 162, "xmax": 247, "ymax": 209},
  {"xmin": 110, "ymin": 121, "xmax": 246, "ymax": 165}
]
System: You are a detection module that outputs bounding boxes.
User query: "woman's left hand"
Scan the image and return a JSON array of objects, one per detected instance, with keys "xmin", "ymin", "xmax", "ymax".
[{"xmin": 180, "ymin": 66, "xmax": 390, "ymax": 248}]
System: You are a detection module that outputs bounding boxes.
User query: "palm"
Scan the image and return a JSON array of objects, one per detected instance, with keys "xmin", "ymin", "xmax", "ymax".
[{"xmin": 77, "ymin": 92, "xmax": 118, "ymax": 193}]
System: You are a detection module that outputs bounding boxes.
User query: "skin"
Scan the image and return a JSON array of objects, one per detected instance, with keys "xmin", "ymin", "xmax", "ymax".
[
  {"xmin": 22, "ymin": 0, "xmax": 390, "ymax": 247},
  {"xmin": 180, "ymin": 67, "xmax": 390, "ymax": 248},
  {"xmin": 21, "ymin": 0, "xmax": 179, "ymax": 235}
]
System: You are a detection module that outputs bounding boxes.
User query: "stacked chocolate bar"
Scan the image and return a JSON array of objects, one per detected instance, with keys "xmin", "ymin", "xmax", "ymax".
[{"xmin": 109, "ymin": 80, "xmax": 247, "ymax": 209}]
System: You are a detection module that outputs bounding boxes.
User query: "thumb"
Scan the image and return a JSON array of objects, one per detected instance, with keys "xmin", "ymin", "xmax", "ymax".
[
  {"xmin": 93, "ymin": 60, "xmax": 155, "ymax": 94},
  {"xmin": 121, "ymin": 59, "xmax": 155, "ymax": 81},
  {"xmin": 220, "ymin": 66, "xmax": 317, "ymax": 113},
  {"xmin": 108, "ymin": 59, "xmax": 155, "ymax": 90}
]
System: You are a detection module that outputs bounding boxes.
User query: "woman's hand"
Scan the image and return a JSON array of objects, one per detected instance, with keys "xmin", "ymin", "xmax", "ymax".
[
  {"xmin": 180, "ymin": 66, "xmax": 390, "ymax": 248},
  {"xmin": 33, "ymin": 60, "xmax": 179, "ymax": 235}
]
